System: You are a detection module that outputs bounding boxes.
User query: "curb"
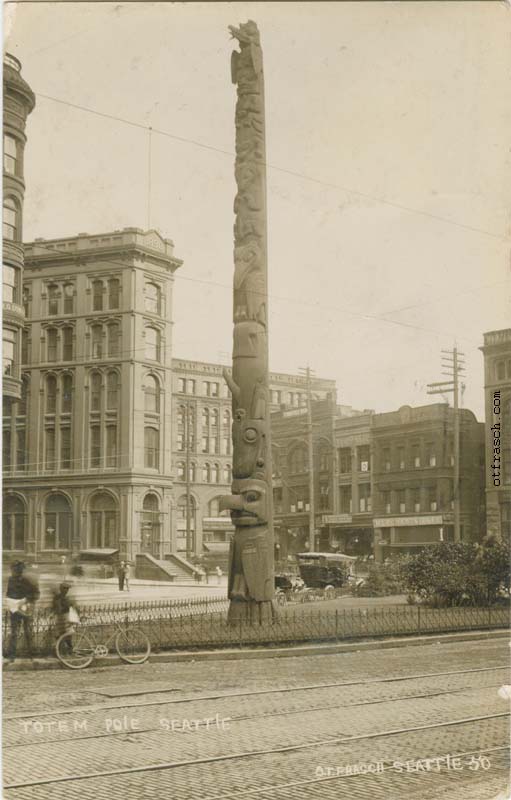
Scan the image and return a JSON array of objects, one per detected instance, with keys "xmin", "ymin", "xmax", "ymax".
[{"xmin": 4, "ymin": 628, "xmax": 509, "ymax": 672}]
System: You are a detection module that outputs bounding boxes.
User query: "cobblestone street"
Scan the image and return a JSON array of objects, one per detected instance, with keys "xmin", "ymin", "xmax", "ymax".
[{"xmin": 3, "ymin": 636, "xmax": 509, "ymax": 799}]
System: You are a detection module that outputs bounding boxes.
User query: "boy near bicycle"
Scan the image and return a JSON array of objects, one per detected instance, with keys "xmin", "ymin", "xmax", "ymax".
[{"xmin": 52, "ymin": 582, "xmax": 80, "ymax": 653}]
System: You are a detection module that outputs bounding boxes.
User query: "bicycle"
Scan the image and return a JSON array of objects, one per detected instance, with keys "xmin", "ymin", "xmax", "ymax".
[{"xmin": 55, "ymin": 616, "xmax": 151, "ymax": 669}]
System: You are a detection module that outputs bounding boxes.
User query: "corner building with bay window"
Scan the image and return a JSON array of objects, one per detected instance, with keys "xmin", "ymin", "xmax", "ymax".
[{"xmin": 3, "ymin": 229, "xmax": 182, "ymax": 562}]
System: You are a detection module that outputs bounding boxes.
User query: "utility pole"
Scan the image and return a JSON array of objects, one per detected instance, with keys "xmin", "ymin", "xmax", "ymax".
[
  {"xmin": 185, "ymin": 402, "xmax": 193, "ymax": 559},
  {"xmin": 427, "ymin": 346, "xmax": 465, "ymax": 542},
  {"xmin": 299, "ymin": 366, "xmax": 316, "ymax": 552}
]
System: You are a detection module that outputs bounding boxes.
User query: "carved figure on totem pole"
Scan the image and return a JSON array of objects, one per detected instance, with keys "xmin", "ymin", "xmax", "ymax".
[{"xmin": 220, "ymin": 21, "xmax": 275, "ymax": 624}]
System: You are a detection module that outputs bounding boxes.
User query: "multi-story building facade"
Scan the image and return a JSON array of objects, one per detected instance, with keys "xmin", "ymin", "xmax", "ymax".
[
  {"xmin": 3, "ymin": 229, "xmax": 182, "ymax": 562},
  {"xmin": 3, "ymin": 54, "xmax": 35, "ymax": 402},
  {"xmin": 371, "ymin": 404, "xmax": 485, "ymax": 560},
  {"xmin": 171, "ymin": 359, "xmax": 336, "ymax": 564},
  {"xmin": 480, "ymin": 329, "xmax": 511, "ymax": 539}
]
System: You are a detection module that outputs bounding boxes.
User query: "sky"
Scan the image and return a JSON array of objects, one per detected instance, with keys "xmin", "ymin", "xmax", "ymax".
[{"xmin": 5, "ymin": 1, "xmax": 511, "ymax": 419}]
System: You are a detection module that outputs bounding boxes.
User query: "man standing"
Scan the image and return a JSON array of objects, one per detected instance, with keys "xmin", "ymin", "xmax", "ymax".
[
  {"xmin": 4, "ymin": 561, "xmax": 40, "ymax": 663},
  {"xmin": 117, "ymin": 560, "xmax": 126, "ymax": 591}
]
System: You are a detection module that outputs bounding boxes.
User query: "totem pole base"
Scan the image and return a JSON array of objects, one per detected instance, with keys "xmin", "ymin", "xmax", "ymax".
[{"xmin": 227, "ymin": 598, "xmax": 276, "ymax": 625}]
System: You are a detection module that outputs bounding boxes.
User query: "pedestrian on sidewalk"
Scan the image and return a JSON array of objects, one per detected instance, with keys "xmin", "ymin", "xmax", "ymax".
[
  {"xmin": 124, "ymin": 562, "xmax": 131, "ymax": 592},
  {"xmin": 4, "ymin": 561, "xmax": 40, "ymax": 664},
  {"xmin": 215, "ymin": 565, "xmax": 223, "ymax": 585},
  {"xmin": 117, "ymin": 560, "xmax": 126, "ymax": 591},
  {"xmin": 51, "ymin": 581, "xmax": 80, "ymax": 653}
]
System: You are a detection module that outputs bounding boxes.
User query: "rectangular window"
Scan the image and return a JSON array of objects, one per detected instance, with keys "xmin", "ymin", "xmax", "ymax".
[
  {"xmin": 90, "ymin": 426, "xmax": 101, "ymax": 468},
  {"xmin": 177, "ymin": 432, "xmax": 185, "ymax": 452},
  {"xmin": 382, "ymin": 448, "xmax": 391, "ymax": 472},
  {"xmin": 413, "ymin": 489, "xmax": 421, "ymax": 513},
  {"xmin": 209, "ymin": 436, "xmax": 218, "ymax": 454},
  {"xmin": 63, "ymin": 284, "xmax": 74, "ymax": 314},
  {"xmin": 16, "ymin": 428, "xmax": 26, "ymax": 471},
  {"xmin": 358, "ymin": 445, "xmax": 370, "ymax": 472},
  {"xmin": 3, "ymin": 265, "xmax": 18, "ymax": 304},
  {"xmin": 398, "ymin": 490, "xmax": 406, "ymax": 514},
  {"xmin": 45, "ymin": 428, "xmax": 56, "ymax": 470},
  {"xmin": 412, "ymin": 445, "xmax": 421, "ymax": 468},
  {"xmin": 92, "ymin": 281, "xmax": 103, "ymax": 311},
  {"xmin": 210, "ymin": 382, "xmax": 219, "ymax": 397},
  {"xmin": 202, "ymin": 381, "xmax": 209, "ymax": 396},
  {"xmin": 397, "ymin": 447, "xmax": 405, "ymax": 470},
  {"xmin": 187, "ymin": 379, "xmax": 195, "ymax": 394},
  {"xmin": 339, "ymin": 448, "xmax": 352, "ymax": 474},
  {"xmin": 106, "ymin": 426, "xmax": 117, "ymax": 468},
  {"xmin": 178, "ymin": 378, "xmax": 186, "ymax": 393},
  {"xmin": 382, "ymin": 491, "xmax": 391, "ymax": 514},
  {"xmin": 340, "ymin": 485, "xmax": 352, "ymax": 514},
  {"xmin": 4, "ymin": 134, "xmax": 17, "ymax": 175},
  {"xmin": 3, "ymin": 329, "xmax": 16, "ymax": 376},
  {"xmin": 429, "ymin": 488, "xmax": 437, "ymax": 512},
  {"xmin": 62, "ymin": 329, "xmax": 73, "ymax": 361},
  {"xmin": 202, "ymin": 436, "xmax": 209, "ymax": 453},
  {"xmin": 358, "ymin": 484, "xmax": 371, "ymax": 513},
  {"xmin": 60, "ymin": 427, "xmax": 71, "ymax": 469}
]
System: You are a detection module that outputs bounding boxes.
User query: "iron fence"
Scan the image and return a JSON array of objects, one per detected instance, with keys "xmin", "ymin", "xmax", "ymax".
[{"xmin": 3, "ymin": 601, "xmax": 509, "ymax": 658}]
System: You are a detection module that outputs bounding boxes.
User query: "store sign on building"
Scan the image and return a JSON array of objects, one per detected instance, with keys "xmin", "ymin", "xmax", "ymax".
[
  {"xmin": 322, "ymin": 514, "xmax": 353, "ymax": 524},
  {"xmin": 373, "ymin": 515, "xmax": 443, "ymax": 528}
]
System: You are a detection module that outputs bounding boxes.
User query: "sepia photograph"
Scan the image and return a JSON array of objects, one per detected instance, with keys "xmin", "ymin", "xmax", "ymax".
[{"xmin": 2, "ymin": 1, "xmax": 510, "ymax": 798}]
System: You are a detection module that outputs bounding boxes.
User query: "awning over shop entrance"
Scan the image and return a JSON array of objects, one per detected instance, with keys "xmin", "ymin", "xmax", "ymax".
[{"xmin": 203, "ymin": 542, "xmax": 230, "ymax": 554}]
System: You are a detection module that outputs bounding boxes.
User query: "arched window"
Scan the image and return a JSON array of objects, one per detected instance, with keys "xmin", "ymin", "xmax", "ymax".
[
  {"xmin": 223, "ymin": 409, "xmax": 230, "ymax": 429},
  {"xmin": 47, "ymin": 328, "xmax": 58, "ymax": 362},
  {"xmin": 145, "ymin": 327, "xmax": 160, "ymax": 361},
  {"xmin": 106, "ymin": 372, "xmax": 119, "ymax": 409},
  {"xmin": 46, "ymin": 375, "xmax": 57, "ymax": 414},
  {"xmin": 48, "ymin": 284, "xmax": 59, "ymax": 316},
  {"xmin": 289, "ymin": 445, "xmax": 307, "ymax": 474},
  {"xmin": 90, "ymin": 372, "xmax": 102, "ymax": 412},
  {"xmin": 63, "ymin": 283, "xmax": 74, "ymax": 314},
  {"xmin": 177, "ymin": 462, "xmax": 185, "ymax": 480},
  {"xmin": 144, "ymin": 426, "xmax": 159, "ymax": 469},
  {"xmin": 3, "ymin": 196, "xmax": 19, "ymax": 241},
  {"xmin": 145, "ymin": 283, "xmax": 161, "ymax": 315},
  {"xmin": 62, "ymin": 327, "xmax": 73, "ymax": 361},
  {"xmin": 177, "ymin": 495, "xmax": 196, "ymax": 528},
  {"xmin": 92, "ymin": 280, "xmax": 103, "ymax": 312},
  {"xmin": 177, "ymin": 405, "xmax": 186, "ymax": 427},
  {"xmin": 202, "ymin": 462, "xmax": 211, "ymax": 482},
  {"xmin": 144, "ymin": 375, "xmax": 160, "ymax": 413},
  {"xmin": 89, "ymin": 492, "xmax": 118, "ymax": 548},
  {"xmin": 44, "ymin": 494, "xmax": 72, "ymax": 550},
  {"xmin": 211, "ymin": 408, "xmax": 219, "ymax": 428},
  {"xmin": 223, "ymin": 463, "xmax": 231, "ymax": 484},
  {"xmin": 3, "ymin": 495, "xmax": 26, "ymax": 550},
  {"xmin": 141, "ymin": 493, "xmax": 160, "ymax": 553},
  {"xmin": 189, "ymin": 462, "xmax": 196, "ymax": 482},
  {"xmin": 61, "ymin": 374, "xmax": 72, "ymax": 414},
  {"xmin": 211, "ymin": 463, "xmax": 220, "ymax": 483},
  {"xmin": 91, "ymin": 324, "xmax": 103, "ymax": 358},
  {"xmin": 107, "ymin": 322, "xmax": 120, "ymax": 357},
  {"xmin": 108, "ymin": 278, "xmax": 120, "ymax": 310},
  {"xmin": 202, "ymin": 408, "xmax": 210, "ymax": 427}
]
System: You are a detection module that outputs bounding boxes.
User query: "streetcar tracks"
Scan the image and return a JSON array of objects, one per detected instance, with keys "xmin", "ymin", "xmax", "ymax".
[{"xmin": 4, "ymin": 712, "xmax": 509, "ymax": 789}]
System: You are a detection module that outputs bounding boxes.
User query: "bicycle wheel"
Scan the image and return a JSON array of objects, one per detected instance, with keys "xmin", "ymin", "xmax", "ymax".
[
  {"xmin": 115, "ymin": 628, "xmax": 151, "ymax": 664},
  {"xmin": 56, "ymin": 630, "xmax": 95, "ymax": 669}
]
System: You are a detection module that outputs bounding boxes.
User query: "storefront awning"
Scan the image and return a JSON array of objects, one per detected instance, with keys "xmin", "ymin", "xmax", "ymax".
[
  {"xmin": 79, "ymin": 549, "xmax": 119, "ymax": 562},
  {"xmin": 203, "ymin": 542, "xmax": 230, "ymax": 554}
]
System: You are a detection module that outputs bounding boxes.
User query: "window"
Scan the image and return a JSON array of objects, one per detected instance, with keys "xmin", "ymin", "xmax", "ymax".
[
  {"xmin": 177, "ymin": 432, "xmax": 185, "ymax": 452},
  {"xmin": 47, "ymin": 328, "xmax": 58, "ymax": 362},
  {"xmin": 3, "ymin": 428, "xmax": 12, "ymax": 470},
  {"xmin": 413, "ymin": 489, "xmax": 421, "ymax": 513},
  {"xmin": 108, "ymin": 278, "xmax": 120, "ymax": 310},
  {"xmin": 209, "ymin": 436, "xmax": 218, "ymax": 455},
  {"xmin": 3, "ymin": 496, "xmax": 26, "ymax": 551},
  {"xmin": 48, "ymin": 284, "xmax": 59, "ymax": 316},
  {"xmin": 106, "ymin": 425, "xmax": 117, "ymax": 467},
  {"xmin": 412, "ymin": 445, "xmax": 421, "ymax": 468},
  {"xmin": 106, "ymin": 372, "xmax": 119, "ymax": 409},
  {"xmin": 60, "ymin": 428, "xmax": 71, "ymax": 469},
  {"xmin": 382, "ymin": 491, "xmax": 391, "ymax": 514},
  {"xmin": 62, "ymin": 375, "xmax": 73, "ymax": 413},
  {"xmin": 90, "ymin": 425, "xmax": 101, "ymax": 467},
  {"xmin": 202, "ymin": 435, "xmax": 209, "ymax": 454},
  {"xmin": 45, "ymin": 427, "xmax": 56, "ymax": 470},
  {"xmin": 289, "ymin": 445, "xmax": 307, "ymax": 474},
  {"xmin": 3, "ymin": 265, "xmax": 19, "ymax": 304},
  {"xmin": 145, "ymin": 283, "xmax": 161, "ymax": 315},
  {"xmin": 319, "ymin": 483, "xmax": 329, "ymax": 511},
  {"xmin": 16, "ymin": 429, "xmax": 26, "ymax": 471},
  {"xmin": 397, "ymin": 447, "xmax": 405, "ymax": 470},
  {"xmin": 202, "ymin": 408, "xmax": 210, "ymax": 427},
  {"xmin": 208, "ymin": 497, "xmax": 229, "ymax": 517},
  {"xmin": 44, "ymin": 494, "xmax": 72, "ymax": 550},
  {"xmin": 4, "ymin": 134, "xmax": 18, "ymax": 175},
  {"xmin": 62, "ymin": 327, "xmax": 73, "ymax": 361},
  {"xmin": 223, "ymin": 409, "xmax": 230, "ymax": 429},
  {"xmin": 189, "ymin": 462, "xmax": 196, "ymax": 481},
  {"xmin": 3, "ymin": 329, "xmax": 16, "ymax": 375},
  {"xmin": 141, "ymin": 494, "xmax": 160, "ymax": 550},
  {"xmin": 338, "ymin": 448, "xmax": 352, "ymax": 473},
  {"xmin": 91, "ymin": 325, "xmax": 103, "ymax": 358},
  {"xmin": 359, "ymin": 484, "xmax": 371, "ymax": 513},
  {"xmin": 223, "ymin": 463, "xmax": 231, "ymax": 484},
  {"xmin": 497, "ymin": 361, "xmax": 505, "ymax": 381},
  {"xmin": 340, "ymin": 485, "xmax": 352, "ymax": 514},
  {"xmin": 426, "ymin": 444, "xmax": 436, "ymax": 467},
  {"xmin": 357, "ymin": 446, "xmax": 370, "ymax": 472},
  {"xmin": 221, "ymin": 435, "xmax": 231, "ymax": 455},
  {"xmin": 21, "ymin": 330, "xmax": 29, "ymax": 365},
  {"xmin": 90, "ymin": 372, "xmax": 102, "ymax": 412},
  {"xmin": 429, "ymin": 488, "xmax": 437, "ymax": 512},
  {"xmin": 187, "ymin": 379, "xmax": 195, "ymax": 394},
  {"xmin": 3, "ymin": 197, "xmax": 18, "ymax": 240},
  {"xmin": 212, "ymin": 463, "xmax": 220, "ymax": 483},
  {"xmin": 89, "ymin": 492, "xmax": 118, "ymax": 549},
  {"xmin": 144, "ymin": 375, "xmax": 159, "ymax": 412},
  {"xmin": 63, "ymin": 283, "xmax": 74, "ymax": 314},
  {"xmin": 383, "ymin": 448, "xmax": 391, "ymax": 472},
  {"xmin": 145, "ymin": 327, "xmax": 160, "ymax": 361},
  {"xmin": 92, "ymin": 280, "xmax": 103, "ymax": 311},
  {"xmin": 178, "ymin": 378, "xmax": 186, "ymax": 393},
  {"xmin": 211, "ymin": 382, "xmax": 219, "ymax": 398},
  {"xmin": 144, "ymin": 427, "xmax": 159, "ymax": 469},
  {"xmin": 107, "ymin": 323, "xmax": 120, "ymax": 357},
  {"xmin": 398, "ymin": 490, "xmax": 406, "ymax": 514},
  {"xmin": 202, "ymin": 463, "xmax": 211, "ymax": 482},
  {"xmin": 177, "ymin": 462, "xmax": 185, "ymax": 480},
  {"xmin": 211, "ymin": 408, "xmax": 219, "ymax": 428},
  {"xmin": 319, "ymin": 448, "xmax": 330, "ymax": 472},
  {"xmin": 46, "ymin": 375, "xmax": 57, "ymax": 413}
]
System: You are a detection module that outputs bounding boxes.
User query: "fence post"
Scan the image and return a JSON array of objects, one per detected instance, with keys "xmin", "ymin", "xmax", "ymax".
[
  {"xmin": 488, "ymin": 605, "xmax": 492, "ymax": 629},
  {"xmin": 239, "ymin": 617, "xmax": 243, "ymax": 649},
  {"xmin": 417, "ymin": 604, "xmax": 421, "ymax": 635},
  {"xmin": 335, "ymin": 609, "xmax": 339, "ymax": 642}
]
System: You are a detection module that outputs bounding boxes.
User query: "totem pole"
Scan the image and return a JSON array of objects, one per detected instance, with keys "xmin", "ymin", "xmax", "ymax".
[{"xmin": 219, "ymin": 21, "xmax": 275, "ymax": 624}]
